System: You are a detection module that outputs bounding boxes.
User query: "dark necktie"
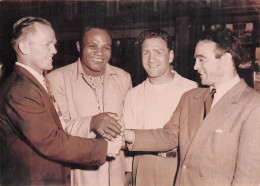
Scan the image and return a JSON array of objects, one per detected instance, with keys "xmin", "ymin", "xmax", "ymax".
[{"xmin": 204, "ymin": 88, "xmax": 216, "ymax": 118}]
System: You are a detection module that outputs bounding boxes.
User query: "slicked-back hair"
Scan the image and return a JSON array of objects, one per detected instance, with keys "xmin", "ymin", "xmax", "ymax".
[
  {"xmin": 11, "ymin": 16, "xmax": 52, "ymax": 51},
  {"xmin": 136, "ymin": 28, "xmax": 173, "ymax": 50},
  {"xmin": 78, "ymin": 26, "xmax": 112, "ymax": 49},
  {"xmin": 200, "ymin": 28, "xmax": 242, "ymax": 70}
]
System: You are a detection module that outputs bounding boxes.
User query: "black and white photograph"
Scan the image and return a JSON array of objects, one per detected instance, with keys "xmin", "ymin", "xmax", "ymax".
[{"xmin": 0, "ymin": 1, "xmax": 260, "ymax": 186}]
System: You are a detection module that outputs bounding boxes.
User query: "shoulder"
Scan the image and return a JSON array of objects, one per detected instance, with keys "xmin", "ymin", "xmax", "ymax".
[
  {"xmin": 5, "ymin": 74, "xmax": 43, "ymax": 104},
  {"xmin": 182, "ymin": 87, "xmax": 205, "ymax": 98},
  {"xmin": 175, "ymin": 72, "xmax": 198, "ymax": 89},
  {"xmin": 108, "ymin": 65, "xmax": 131, "ymax": 79},
  {"xmin": 125, "ymin": 81, "xmax": 145, "ymax": 99},
  {"xmin": 47, "ymin": 62, "xmax": 76, "ymax": 79},
  {"xmin": 242, "ymin": 85, "xmax": 260, "ymax": 105}
]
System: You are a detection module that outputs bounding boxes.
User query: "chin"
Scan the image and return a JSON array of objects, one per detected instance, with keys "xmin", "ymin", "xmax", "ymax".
[{"xmin": 45, "ymin": 65, "xmax": 53, "ymax": 71}]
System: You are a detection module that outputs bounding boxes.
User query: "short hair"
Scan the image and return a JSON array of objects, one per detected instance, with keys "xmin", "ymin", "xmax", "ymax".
[
  {"xmin": 136, "ymin": 28, "xmax": 173, "ymax": 50},
  {"xmin": 78, "ymin": 26, "xmax": 112, "ymax": 48},
  {"xmin": 11, "ymin": 16, "xmax": 52, "ymax": 51},
  {"xmin": 200, "ymin": 28, "xmax": 242, "ymax": 70}
]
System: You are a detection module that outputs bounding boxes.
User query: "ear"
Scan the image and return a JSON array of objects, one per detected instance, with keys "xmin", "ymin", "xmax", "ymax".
[
  {"xmin": 220, "ymin": 53, "xmax": 232, "ymax": 67},
  {"xmin": 18, "ymin": 41, "xmax": 29, "ymax": 55},
  {"xmin": 169, "ymin": 50, "xmax": 174, "ymax": 64},
  {"xmin": 76, "ymin": 41, "xmax": 80, "ymax": 53}
]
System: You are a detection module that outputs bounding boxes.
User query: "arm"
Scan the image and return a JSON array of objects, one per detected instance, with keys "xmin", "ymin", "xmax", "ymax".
[
  {"xmin": 47, "ymin": 72, "xmax": 122, "ymax": 140},
  {"xmin": 46, "ymin": 72, "xmax": 94, "ymax": 137},
  {"xmin": 126, "ymin": 94, "xmax": 183, "ymax": 152},
  {"xmin": 4, "ymin": 83, "xmax": 107, "ymax": 165},
  {"xmin": 122, "ymin": 90, "xmax": 138, "ymax": 172},
  {"xmin": 231, "ymin": 104, "xmax": 260, "ymax": 186}
]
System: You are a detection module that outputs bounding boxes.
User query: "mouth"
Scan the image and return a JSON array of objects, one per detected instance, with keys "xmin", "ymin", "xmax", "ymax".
[
  {"xmin": 148, "ymin": 64, "xmax": 159, "ymax": 69},
  {"xmin": 199, "ymin": 72, "xmax": 206, "ymax": 79},
  {"xmin": 46, "ymin": 57, "xmax": 53, "ymax": 61},
  {"xmin": 91, "ymin": 58, "xmax": 103, "ymax": 63}
]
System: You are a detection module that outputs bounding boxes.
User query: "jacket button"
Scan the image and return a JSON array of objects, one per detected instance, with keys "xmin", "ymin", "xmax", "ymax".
[{"xmin": 67, "ymin": 174, "xmax": 71, "ymax": 179}]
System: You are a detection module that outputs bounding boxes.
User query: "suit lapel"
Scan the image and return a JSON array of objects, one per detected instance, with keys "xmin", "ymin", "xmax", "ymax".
[
  {"xmin": 185, "ymin": 80, "xmax": 247, "ymax": 158},
  {"xmin": 15, "ymin": 66, "xmax": 63, "ymax": 130},
  {"xmin": 188, "ymin": 88, "xmax": 209, "ymax": 140}
]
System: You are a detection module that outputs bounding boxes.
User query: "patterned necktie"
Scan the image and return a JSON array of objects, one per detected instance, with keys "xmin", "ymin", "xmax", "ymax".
[
  {"xmin": 43, "ymin": 77, "xmax": 67, "ymax": 129},
  {"xmin": 204, "ymin": 88, "xmax": 216, "ymax": 118}
]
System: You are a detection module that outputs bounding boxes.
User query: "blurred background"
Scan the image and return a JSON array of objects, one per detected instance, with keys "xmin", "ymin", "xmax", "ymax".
[{"xmin": 0, "ymin": 0, "xmax": 259, "ymax": 87}]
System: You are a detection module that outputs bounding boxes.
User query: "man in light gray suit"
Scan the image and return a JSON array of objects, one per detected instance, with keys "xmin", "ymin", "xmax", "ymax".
[{"xmin": 124, "ymin": 28, "xmax": 260, "ymax": 186}]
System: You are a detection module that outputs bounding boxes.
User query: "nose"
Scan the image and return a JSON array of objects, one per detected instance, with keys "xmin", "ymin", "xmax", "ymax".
[
  {"xmin": 50, "ymin": 44, "xmax": 57, "ymax": 54},
  {"xmin": 148, "ymin": 52, "xmax": 157, "ymax": 62},
  {"xmin": 194, "ymin": 59, "xmax": 200, "ymax": 70},
  {"xmin": 94, "ymin": 47, "xmax": 103, "ymax": 56}
]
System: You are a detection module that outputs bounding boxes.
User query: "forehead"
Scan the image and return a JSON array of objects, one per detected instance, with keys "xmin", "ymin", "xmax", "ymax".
[
  {"xmin": 83, "ymin": 28, "xmax": 111, "ymax": 44},
  {"xmin": 195, "ymin": 40, "xmax": 216, "ymax": 55},
  {"xmin": 26, "ymin": 23, "xmax": 55, "ymax": 41},
  {"xmin": 142, "ymin": 37, "xmax": 168, "ymax": 49}
]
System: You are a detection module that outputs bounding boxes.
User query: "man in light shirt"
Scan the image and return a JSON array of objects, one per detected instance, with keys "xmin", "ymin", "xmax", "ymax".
[
  {"xmin": 123, "ymin": 28, "xmax": 197, "ymax": 186},
  {"xmin": 0, "ymin": 16, "xmax": 122, "ymax": 185},
  {"xmin": 47, "ymin": 26, "xmax": 132, "ymax": 186},
  {"xmin": 124, "ymin": 28, "xmax": 260, "ymax": 186}
]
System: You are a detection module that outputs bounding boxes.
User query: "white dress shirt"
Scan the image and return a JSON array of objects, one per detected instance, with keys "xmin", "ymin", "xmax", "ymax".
[{"xmin": 211, "ymin": 75, "xmax": 240, "ymax": 108}]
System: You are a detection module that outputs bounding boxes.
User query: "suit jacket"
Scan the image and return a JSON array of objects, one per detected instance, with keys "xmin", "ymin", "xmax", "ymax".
[
  {"xmin": 131, "ymin": 80, "xmax": 260, "ymax": 186},
  {"xmin": 0, "ymin": 66, "xmax": 107, "ymax": 186}
]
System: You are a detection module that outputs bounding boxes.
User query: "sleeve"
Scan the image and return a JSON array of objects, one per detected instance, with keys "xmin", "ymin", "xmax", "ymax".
[
  {"xmin": 4, "ymin": 82, "xmax": 107, "ymax": 165},
  {"xmin": 122, "ymin": 91, "xmax": 137, "ymax": 172},
  {"xmin": 123, "ymin": 91, "xmax": 139, "ymax": 130},
  {"xmin": 130, "ymin": 93, "xmax": 182, "ymax": 152},
  {"xmin": 109, "ymin": 72, "xmax": 133, "ymax": 182},
  {"xmin": 126, "ymin": 73, "xmax": 132, "ymax": 92},
  {"xmin": 47, "ymin": 72, "xmax": 95, "ymax": 138},
  {"xmin": 231, "ymin": 104, "xmax": 260, "ymax": 186}
]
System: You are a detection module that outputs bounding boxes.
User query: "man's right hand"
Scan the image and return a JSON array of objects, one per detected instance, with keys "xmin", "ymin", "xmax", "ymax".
[{"xmin": 90, "ymin": 112, "xmax": 122, "ymax": 141}]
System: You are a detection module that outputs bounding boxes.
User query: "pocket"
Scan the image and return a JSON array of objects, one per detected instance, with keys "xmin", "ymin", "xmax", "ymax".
[{"xmin": 211, "ymin": 132, "xmax": 238, "ymax": 162}]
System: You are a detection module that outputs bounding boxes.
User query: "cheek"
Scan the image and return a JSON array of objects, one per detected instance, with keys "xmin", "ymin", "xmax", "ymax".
[{"xmin": 104, "ymin": 51, "xmax": 112, "ymax": 59}]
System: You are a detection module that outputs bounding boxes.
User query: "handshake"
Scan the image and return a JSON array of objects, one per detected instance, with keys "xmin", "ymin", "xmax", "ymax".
[{"xmin": 90, "ymin": 112, "xmax": 134, "ymax": 157}]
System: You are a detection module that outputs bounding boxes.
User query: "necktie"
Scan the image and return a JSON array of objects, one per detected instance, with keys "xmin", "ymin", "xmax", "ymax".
[
  {"xmin": 204, "ymin": 88, "xmax": 216, "ymax": 118},
  {"xmin": 43, "ymin": 77, "xmax": 67, "ymax": 129}
]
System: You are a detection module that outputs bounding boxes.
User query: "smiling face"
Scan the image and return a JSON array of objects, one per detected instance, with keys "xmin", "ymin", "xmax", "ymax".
[
  {"xmin": 78, "ymin": 28, "xmax": 112, "ymax": 75},
  {"xmin": 194, "ymin": 40, "xmax": 223, "ymax": 87},
  {"xmin": 141, "ymin": 37, "xmax": 174, "ymax": 83},
  {"xmin": 23, "ymin": 23, "xmax": 57, "ymax": 74}
]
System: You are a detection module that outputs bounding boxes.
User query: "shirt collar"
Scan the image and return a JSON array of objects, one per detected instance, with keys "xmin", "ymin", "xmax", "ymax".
[
  {"xmin": 145, "ymin": 70, "xmax": 182, "ymax": 88},
  {"xmin": 213, "ymin": 75, "xmax": 240, "ymax": 95},
  {"xmin": 16, "ymin": 62, "xmax": 47, "ymax": 91},
  {"xmin": 211, "ymin": 75, "xmax": 240, "ymax": 108},
  {"xmin": 73, "ymin": 58, "xmax": 117, "ymax": 80}
]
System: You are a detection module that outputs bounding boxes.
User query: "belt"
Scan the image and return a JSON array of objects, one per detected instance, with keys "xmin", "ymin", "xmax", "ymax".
[
  {"xmin": 136, "ymin": 150, "xmax": 177, "ymax": 158},
  {"xmin": 158, "ymin": 151, "xmax": 177, "ymax": 158}
]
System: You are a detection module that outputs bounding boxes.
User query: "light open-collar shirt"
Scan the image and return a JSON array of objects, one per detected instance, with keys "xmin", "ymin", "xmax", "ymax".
[
  {"xmin": 16, "ymin": 62, "xmax": 47, "ymax": 91},
  {"xmin": 211, "ymin": 74, "xmax": 240, "ymax": 108}
]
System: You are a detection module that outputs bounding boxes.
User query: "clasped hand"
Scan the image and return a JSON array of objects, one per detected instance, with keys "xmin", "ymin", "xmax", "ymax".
[{"xmin": 90, "ymin": 112, "xmax": 125, "ymax": 157}]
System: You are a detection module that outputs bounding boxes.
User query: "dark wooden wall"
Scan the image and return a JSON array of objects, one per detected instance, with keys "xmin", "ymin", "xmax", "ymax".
[{"xmin": 0, "ymin": 0, "xmax": 259, "ymax": 86}]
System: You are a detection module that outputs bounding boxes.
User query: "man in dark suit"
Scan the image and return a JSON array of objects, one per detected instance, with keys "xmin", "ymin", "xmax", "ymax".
[
  {"xmin": 124, "ymin": 28, "xmax": 260, "ymax": 186},
  {"xmin": 0, "ymin": 16, "xmax": 122, "ymax": 186}
]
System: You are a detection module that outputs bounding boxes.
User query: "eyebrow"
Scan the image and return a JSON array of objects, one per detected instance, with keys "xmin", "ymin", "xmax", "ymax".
[
  {"xmin": 194, "ymin": 54, "xmax": 204, "ymax": 58},
  {"xmin": 86, "ymin": 42, "xmax": 112, "ymax": 47}
]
